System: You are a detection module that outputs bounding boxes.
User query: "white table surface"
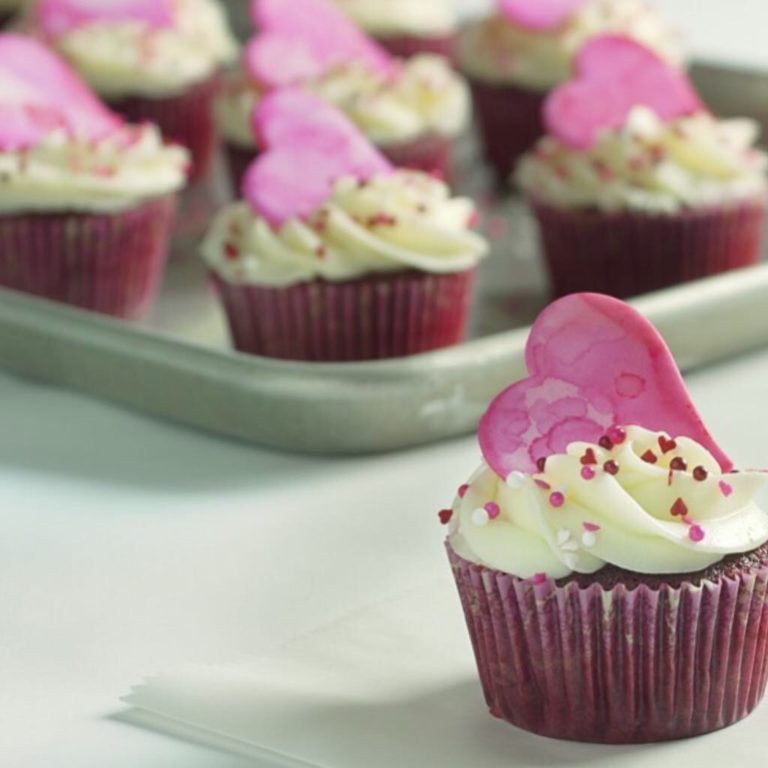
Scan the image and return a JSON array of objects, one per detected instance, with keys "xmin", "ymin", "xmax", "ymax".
[{"xmin": 4, "ymin": 344, "xmax": 768, "ymax": 767}]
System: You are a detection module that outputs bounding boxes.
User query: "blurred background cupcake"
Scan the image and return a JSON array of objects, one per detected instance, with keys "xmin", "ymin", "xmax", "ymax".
[
  {"xmin": 333, "ymin": 0, "xmax": 460, "ymax": 61},
  {"xmin": 203, "ymin": 90, "xmax": 487, "ymax": 362},
  {"xmin": 0, "ymin": 0, "xmax": 26, "ymax": 26},
  {"xmin": 458, "ymin": 0, "xmax": 683, "ymax": 183},
  {"xmin": 27, "ymin": 0, "xmax": 238, "ymax": 184},
  {"xmin": 215, "ymin": 0, "xmax": 469, "ymax": 193},
  {"xmin": 517, "ymin": 36, "xmax": 767, "ymax": 299},
  {"xmin": 0, "ymin": 34, "xmax": 188, "ymax": 318}
]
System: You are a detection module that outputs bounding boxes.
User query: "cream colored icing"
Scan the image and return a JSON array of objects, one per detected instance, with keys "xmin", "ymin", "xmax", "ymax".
[
  {"xmin": 334, "ymin": 0, "xmax": 458, "ymax": 37},
  {"xmin": 43, "ymin": 0, "xmax": 238, "ymax": 98},
  {"xmin": 516, "ymin": 107, "xmax": 768, "ymax": 212},
  {"xmin": 201, "ymin": 171, "xmax": 487, "ymax": 286},
  {"xmin": 214, "ymin": 54, "xmax": 469, "ymax": 149},
  {"xmin": 0, "ymin": 124, "xmax": 188, "ymax": 213},
  {"xmin": 459, "ymin": 0, "xmax": 683, "ymax": 90},
  {"xmin": 448, "ymin": 426, "xmax": 768, "ymax": 580}
]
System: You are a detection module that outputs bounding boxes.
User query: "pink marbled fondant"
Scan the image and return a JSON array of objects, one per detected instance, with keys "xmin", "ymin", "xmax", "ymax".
[
  {"xmin": 243, "ymin": 89, "xmax": 391, "ymax": 226},
  {"xmin": 0, "ymin": 33, "xmax": 121, "ymax": 150},
  {"xmin": 478, "ymin": 293, "xmax": 731, "ymax": 479},
  {"xmin": 35, "ymin": 0, "xmax": 174, "ymax": 38},
  {"xmin": 499, "ymin": 0, "xmax": 588, "ymax": 30},
  {"xmin": 544, "ymin": 35, "xmax": 702, "ymax": 149}
]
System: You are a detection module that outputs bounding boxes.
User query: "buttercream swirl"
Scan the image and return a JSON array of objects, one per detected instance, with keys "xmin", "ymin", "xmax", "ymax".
[
  {"xmin": 39, "ymin": 0, "xmax": 238, "ymax": 98},
  {"xmin": 458, "ymin": 0, "xmax": 682, "ymax": 90},
  {"xmin": 215, "ymin": 54, "xmax": 469, "ymax": 149},
  {"xmin": 517, "ymin": 107, "xmax": 768, "ymax": 212},
  {"xmin": 334, "ymin": 0, "xmax": 458, "ymax": 37},
  {"xmin": 202, "ymin": 170, "xmax": 487, "ymax": 285},
  {"xmin": 0, "ymin": 124, "xmax": 188, "ymax": 213},
  {"xmin": 448, "ymin": 426, "xmax": 768, "ymax": 580}
]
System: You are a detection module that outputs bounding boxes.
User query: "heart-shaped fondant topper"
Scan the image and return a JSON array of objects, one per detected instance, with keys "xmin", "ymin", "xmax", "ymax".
[
  {"xmin": 0, "ymin": 33, "xmax": 122, "ymax": 150},
  {"xmin": 479, "ymin": 293, "xmax": 731, "ymax": 480},
  {"xmin": 246, "ymin": 0, "xmax": 394, "ymax": 88},
  {"xmin": 243, "ymin": 89, "xmax": 392, "ymax": 226},
  {"xmin": 499, "ymin": 0, "xmax": 588, "ymax": 30},
  {"xmin": 35, "ymin": 0, "xmax": 175, "ymax": 39},
  {"xmin": 544, "ymin": 35, "xmax": 702, "ymax": 150}
]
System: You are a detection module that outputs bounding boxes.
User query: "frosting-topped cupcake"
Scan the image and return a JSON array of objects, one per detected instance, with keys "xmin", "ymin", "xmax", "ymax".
[
  {"xmin": 517, "ymin": 35, "xmax": 767, "ymax": 297},
  {"xmin": 216, "ymin": 0, "xmax": 469, "ymax": 187},
  {"xmin": 444, "ymin": 292, "xmax": 768, "ymax": 743},
  {"xmin": 203, "ymin": 89, "xmax": 486, "ymax": 360},
  {"xmin": 0, "ymin": 34, "xmax": 187, "ymax": 316}
]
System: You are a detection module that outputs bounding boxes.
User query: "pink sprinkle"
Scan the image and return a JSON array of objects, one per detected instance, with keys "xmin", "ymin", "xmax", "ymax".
[
  {"xmin": 583, "ymin": 522, "xmax": 601, "ymax": 532},
  {"xmin": 532, "ymin": 572, "xmax": 548, "ymax": 585},
  {"xmin": 484, "ymin": 502, "xmax": 501, "ymax": 519},
  {"xmin": 581, "ymin": 466, "xmax": 596, "ymax": 480},
  {"xmin": 535, "ymin": 479, "xmax": 551, "ymax": 491},
  {"xmin": 689, "ymin": 525, "xmax": 706, "ymax": 543},
  {"xmin": 682, "ymin": 516, "xmax": 694, "ymax": 526},
  {"xmin": 719, "ymin": 481, "xmax": 734, "ymax": 498},
  {"xmin": 458, "ymin": 484, "xmax": 470, "ymax": 498},
  {"xmin": 607, "ymin": 426, "xmax": 627, "ymax": 445},
  {"xmin": 549, "ymin": 492, "xmax": 565, "ymax": 508}
]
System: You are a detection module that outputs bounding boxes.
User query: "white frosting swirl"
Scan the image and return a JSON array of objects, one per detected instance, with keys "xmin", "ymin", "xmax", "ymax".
[
  {"xmin": 334, "ymin": 0, "xmax": 458, "ymax": 37},
  {"xmin": 202, "ymin": 171, "xmax": 487, "ymax": 285},
  {"xmin": 448, "ymin": 426, "xmax": 768, "ymax": 580},
  {"xmin": 215, "ymin": 55, "xmax": 469, "ymax": 149},
  {"xmin": 459, "ymin": 0, "xmax": 683, "ymax": 90},
  {"xmin": 517, "ymin": 107, "xmax": 768, "ymax": 212},
  {"xmin": 43, "ymin": 0, "xmax": 238, "ymax": 98},
  {"xmin": 0, "ymin": 124, "xmax": 188, "ymax": 213}
]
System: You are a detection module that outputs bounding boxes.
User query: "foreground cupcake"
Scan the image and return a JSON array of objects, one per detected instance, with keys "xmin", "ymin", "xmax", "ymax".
[
  {"xmin": 459, "ymin": 0, "xmax": 682, "ymax": 181},
  {"xmin": 518, "ymin": 36, "xmax": 767, "ymax": 298},
  {"xmin": 202, "ymin": 89, "xmax": 486, "ymax": 361},
  {"xmin": 29, "ymin": 0, "xmax": 237, "ymax": 182},
  {"xmin": 443, "ymin": 292, "xmax": 768, "ymax": 743},
  {"xmin": 215, "ymin": 0, "xmax": 469, "ymax": 190},
  {"xmin": 334, "ymin": 0, "xmax": 459, "ymax": 60},
  {"xmin": 0, "ymin": 34, "xmax": 187, "ymax": 317}
]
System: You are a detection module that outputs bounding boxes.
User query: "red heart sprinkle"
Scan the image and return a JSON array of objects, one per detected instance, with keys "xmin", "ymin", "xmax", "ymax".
[
  {"xmin": 580, "ymin": 448, "xmax": 597, "ymax": 465},
  {"xmin": 438, "ymin": 509, "xmax": 453, "ymax": 525},
  {"xmin": 670, "ymin": 498, "xmax": 688, "ymax": 517},
  {"xmin": 658, "ymin": 436, "xmax": 677, "ymax": 454},
  {"xmin": 641, "ymin": 450, "xmax": 658, "ymax": 464}
]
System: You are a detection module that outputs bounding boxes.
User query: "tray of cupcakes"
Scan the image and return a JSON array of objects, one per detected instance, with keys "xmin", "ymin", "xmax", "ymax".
[{"xmin": 0, "ymin": 0, "xmax": 767, "ymax": 455}]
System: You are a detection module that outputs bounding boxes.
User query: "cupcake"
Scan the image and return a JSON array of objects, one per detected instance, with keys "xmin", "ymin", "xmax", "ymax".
[
  {"xmin": 443, "ymin": 292, "xmax": 768, "ymax": 743},
  {"xmin": 202, "ymin": 89, "xmax": 487, "ymax": 361},
  {"xmin": 0, "ymin": 34, "xmax": 188, "ymax": 317},
  {"xmin": 215, "ymin": 0, "xmax": 469, "ymax": 191},
  {"xmin": 334, "ymin": 0, "xmax": 459, "ymax": 61},
  {"xmin": 28, "ymin": 0, "xmax": 237, "ymax": 183},
  {"xmin": 458, "ymin": 0, "xmax": 682, "ymax": 182},
  {"xmin": 517, "ymin": 36, "xmax": 767, "ymax": 299}
]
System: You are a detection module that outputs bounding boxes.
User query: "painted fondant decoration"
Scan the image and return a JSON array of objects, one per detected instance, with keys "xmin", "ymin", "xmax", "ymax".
[
  {"xmin": 243, "ymin": 89, "xmax": 392, "ymax": 226},
  {"xmin": 544, "ymin": 35, "xmax": 702, "ymax": 149},
  {"xmin": 478, "ymin": 293, "xmax": 731, "ymax": 479},
  {"xmin": 0, "ymin": 33, "xmax": 121, "ymax": 150},
  {"xmin": 247, "ymin": 0, "xmax": 393, "ymax": 88},
  {"xmin": 35, "ymin": 0, "xmax": 175, "ymax": 38},
  {"xmin": 499, "ymin": 0, "xmax": 588, "ymax": 30}
]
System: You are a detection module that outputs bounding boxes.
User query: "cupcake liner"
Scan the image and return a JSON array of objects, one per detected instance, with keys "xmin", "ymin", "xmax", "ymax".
[
  {"xmin": 107, "ymin": 75, "xmax": 222, "ymax": 184},
  {"xmin": 212, "ymin": 268, "xmax": 476, "ymax": 361},
  {"xmin": 375, "ymin": 33, "xmax": 456, "ymax": 62},
  {"xmin": 447, "ymin": 543, "xmax": 768, "ymax": 743},
  {"xmin": 532, "ymin": 198, "xmax": 767, "ymax": 299},
  {"xmin": 469, "ymin": 77, "xmax": 546, "ymax": 184},
  {"xmin": 0, "ymin": 196, "xmax": 176, "ymax": 318},
  {"xmin": 379, "ymin": 133, "xmax": 454, "ymax": 180}
]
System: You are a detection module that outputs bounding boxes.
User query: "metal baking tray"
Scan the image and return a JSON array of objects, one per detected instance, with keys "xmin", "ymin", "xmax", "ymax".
[{"xmin": 0, "ymin": 59, "xmax": 767, "ymax": 456}]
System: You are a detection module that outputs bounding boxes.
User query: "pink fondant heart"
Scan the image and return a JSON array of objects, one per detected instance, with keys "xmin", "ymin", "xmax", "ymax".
[
  {"xmin": 246, "ymin": 0, "xmax": 393, "ymax": 88},
  {"xmin": 479, "ymin": 293, "xmax": 731, "ymax": 479},
  {"xmin": 0, "ymin": 34, "xmax": 121, "ymax": 150},
  {"xmin": 35, "ymin": 0, "xmax": 174, "ymax": 38},
  {"xmin": 544, "ymin": 35, "xmax": 702, "ymax": 149},
  {"xmin": 499, "ymin": 0, "xmax": 588, "ymax": 30},
  {"xmin": 243, "ymin": 89, "xmax": 392, "ymax": 226}
]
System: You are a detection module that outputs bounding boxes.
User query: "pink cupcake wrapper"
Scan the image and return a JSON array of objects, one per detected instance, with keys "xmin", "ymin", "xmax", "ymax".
[
  {"xmin": 0, "ymin": 196, "xmax": 176, "ymax": 318},
  {"xmin": 448, "ymin": 543, "xmax": 768, "ymax": 743},
  {"xmin": 212, "ymin": 268, "xmax": 476, "ymax": 361},
  {"xmin": 532, "ymin": 199, "xmax": 766, "ymax": 299},
  {"xmin": 107, "ymin": 76, "xmax": 222, "ymax": 184},
  {"xmin": 375, "ymin": 32, "xmax": 457, "ymax": 62},
  {"xmin": 469, "ymin": 77, "xmax": 546, "ymax": 184}
]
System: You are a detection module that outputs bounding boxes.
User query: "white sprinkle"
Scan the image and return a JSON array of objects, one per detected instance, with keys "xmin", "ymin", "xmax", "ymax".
[
  {"xmin": 471, "ymin": 508, "xmax": 490, "ymax": 527},
  {"xmin": 582, "ymin": 531, "xmax": 597, "ymax": 548},
  {"xmin": 563, "ymin": 553, "xmax": 579, "ymax": 570},
  {"xmin": 556, "ymin": 528, "xmax": 571, "ymax": 546},
  {"xmin": 561, "ymin": 540, "xmax": 580, "ymax": 552},
  {"xmin": 506, "ymin": 471, "xmax": 526, "ymax": 489}
]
